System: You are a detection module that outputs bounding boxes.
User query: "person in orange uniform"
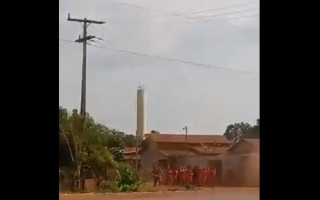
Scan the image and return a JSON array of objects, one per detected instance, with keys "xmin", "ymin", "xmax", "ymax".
[
  {"xmin": 203, "ymin": 167, "xmax": 208, "ymax": 186},
  {"xmin": 198, "ymin": 167, "xmax": 204, "ymax": 187},
  {"xmin": 157, "ymin": 167, "xmax": 162, "ymax": 186},
  {"xmin": 207, "ymin": 167, "xmax": 214, "ymax": 187},
  {"xmin": 152, "ymin": 166, "xmax": 158, "ymax": 187},
  {"xmin": 173, "ymin": 168, "xmax": 178, "ymax": 186},
  {"xmin": 152, "ymin": 166, "xmax": 162, "ymax": 187},
  {"xmin": 168, "ymin": 168, "xmax": 174, "ymax": 185},
  {"xmin": 165, "ymin": 167, "xmax": 170, "ymax": 185},
  {"xmin": 183, "ymin": 166, "xmax": 187, "ymax": 185},
  {"xmin": 212, "ymin": 167, "xmax": 217, "ymax": 187},
  {"xmin": 177, "ymin": 167, "xmax": 182, "ymax": 185},
  {"xmin": 192, "ymin": 166, "xmax": 199, "ymax": 186}
]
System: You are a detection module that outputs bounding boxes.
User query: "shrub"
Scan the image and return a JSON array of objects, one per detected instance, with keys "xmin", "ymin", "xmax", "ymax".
[{"xmin": 117, "ymin": 164, "xmax": 142, "ymax": 192}]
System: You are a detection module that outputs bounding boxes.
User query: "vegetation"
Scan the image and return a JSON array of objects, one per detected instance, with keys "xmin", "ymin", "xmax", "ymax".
[
  {"xmin": 223, "ymin": 119, "xmax": 260, "ymax": 142},
  {"xmin": 117, "ymin": 163, "xmax": 142, "ymax": 192},
  {"xmin": 59, "ymin": 106, "xmax": 140, "ymax": 193}
]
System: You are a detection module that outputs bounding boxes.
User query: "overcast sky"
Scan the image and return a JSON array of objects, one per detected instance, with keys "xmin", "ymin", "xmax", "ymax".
[{"xmin": 59, "ymin": 0, "xmax": 259, "ymax": 135}]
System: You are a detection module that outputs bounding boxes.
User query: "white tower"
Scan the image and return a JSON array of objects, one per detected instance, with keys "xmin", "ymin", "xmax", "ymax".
[{"xmin": 137, "ymin": 84, "xmax": 146, "ymax": 140}]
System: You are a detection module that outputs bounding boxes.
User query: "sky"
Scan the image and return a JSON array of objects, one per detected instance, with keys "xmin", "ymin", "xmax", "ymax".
[{"xmin": 59, "ymin": 0, "xmax": 259, "ymax": 135}]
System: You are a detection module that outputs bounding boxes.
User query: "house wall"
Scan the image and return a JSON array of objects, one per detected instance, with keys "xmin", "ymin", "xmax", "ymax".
[
  {"xmin": 186, "ymin": 155, "xmax": 220, "ymax": 166},
  {"xmin": 221, "ymin": 153, "xmax": 259, "ymax": 187},
  {"xmin": 139, "ymin": 140, "xmax": 163, "ymax": 180}
]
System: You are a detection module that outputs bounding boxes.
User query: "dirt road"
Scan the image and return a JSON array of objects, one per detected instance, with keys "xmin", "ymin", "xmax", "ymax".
[{"xmin": 59, "ymin": 187, "xmax": 259, "ymax": 200}]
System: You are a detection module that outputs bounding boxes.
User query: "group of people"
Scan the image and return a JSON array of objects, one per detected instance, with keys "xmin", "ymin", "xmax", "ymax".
[{"xmin": 152, "ymin": 166, "xmax": 217, "ymax": 187}]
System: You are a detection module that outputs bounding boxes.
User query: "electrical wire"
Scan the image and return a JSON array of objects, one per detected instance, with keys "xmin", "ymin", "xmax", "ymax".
[
  {"xmin": 184, "ymin": 14, "xmax": 259, "ymax": 23},
  {"xmin": 189, "ymin": 1, "xmax": 259, "ymax": 14},
  {"xmin": 185, "ymin": 8, "xmax": 258, "ymax": 21},
  {"xmin": 108, "ymin": 1, "xmax": 259, "ymax": 29},
  {"xmin": 59, "ymin": 38, "xmax": 259, "ymax": 76}
]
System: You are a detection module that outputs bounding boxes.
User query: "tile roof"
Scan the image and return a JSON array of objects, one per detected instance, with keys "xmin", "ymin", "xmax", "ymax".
[
  {"xmin": 158, "ymin": 149, "xmax": 198, "ymax": 157},
  {"xmin": 123, "ymin": 147, "xmax": 142, "ymax": 154},
  {"xmin": 145, "ymin": 133, "xmax": 232, "ymax": 144},
  {"xmin": 123, "ymin": 154, "xmax": 140, "ymax": 160},
  {"xmin": 190, "ymin": 146, "xmax": 230, "ymax": 155}
]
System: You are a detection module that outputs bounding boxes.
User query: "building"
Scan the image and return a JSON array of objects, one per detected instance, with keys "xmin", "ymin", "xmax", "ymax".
[
  {"xmin": 138, "ymin": 133, "xmax": 233, "ymax": 183},
  {"xmin": 123, "ymin": 147, "xmax": 141, "ymax": 168},
  {"xmin": 220, "ymin": 139, "xmax": 260, "ymax": 187}
]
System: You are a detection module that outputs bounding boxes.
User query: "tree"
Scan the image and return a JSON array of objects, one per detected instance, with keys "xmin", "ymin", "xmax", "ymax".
[
  {"xmin": 151, "ymin": 130, "xmax": 160, "ymax": 134},
  {"xmin": 68, "ymin": 109, "xmax": 86, "ymax": 191},
  {"xmin": 59, "ymin": 107, "xmax": 97, "ymax": 191},
  {"xmin": 109, "ymin": 147, "xmax": 125, "ymax": 162},
  {"xmin": 243, "ymin": 119, "xmax": 260, "ymax": 139},
  {"xmin": 59, "ymin": 106, "xmax": 140, "ymax": 191},
  {"xmin": 59, "ymin": 107, "xmax": 74, "ymax": 167},
  {"xmin": 105, "ymin": 135, "xmax": 125, "ymax": 149},
  {"xmin": 122, "ymin": 134, "xmax": 137, "ymax": 147},
  {"xmin": 224, "ymin": 122, "xmax": 252, "ymax": 142},
  {"xmin": 84, "ymin": 147, "xmax": 119, "ymax": 180}
]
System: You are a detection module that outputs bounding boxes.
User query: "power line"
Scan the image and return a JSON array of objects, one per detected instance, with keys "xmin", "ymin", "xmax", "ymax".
[
  {"xmin": 111, "ymin": 1, "xmax": 191, "ymax": 20},
  {"xmin": 59, "ymin": 38, "xmax": 259, "ymax": 76},
  {"xmin": 189, "ymin": 1, "xmax": 259, "ymax": 14},
  {"xmin": 231, "ymin": 24, "xmax": 259, "ymax": 31},
  {"xmin": 184, "ymin": 14, "xmax": 259, "ymax": 24},
  {"xmin": 221, "ymin": 14, "xmax": 259, "ymax": 21},
  {"xmin": 112, "ymin": 1, "xmax": 258, "ymax": 16},
  {"xmin": 59, "ymin": 38, "xmax": 74, "ymax": 43},
  {"xmin": 185, "ymin": 8, "xmax": 257, "ymax": 21},
  {"xmin": 109, "ymin": 1, "xmax": 258, "ymax": 30}
]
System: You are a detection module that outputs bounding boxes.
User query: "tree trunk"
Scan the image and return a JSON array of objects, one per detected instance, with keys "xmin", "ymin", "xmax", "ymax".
[{"xmin": 73, "ymin": 160, "xmax": 82, "ymax": 191}]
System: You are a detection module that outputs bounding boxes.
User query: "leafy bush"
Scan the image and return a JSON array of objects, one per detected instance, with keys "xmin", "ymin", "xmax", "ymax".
[{"xmin": 117, "ymin": 164, "xmax": 142, "ymax": 192}]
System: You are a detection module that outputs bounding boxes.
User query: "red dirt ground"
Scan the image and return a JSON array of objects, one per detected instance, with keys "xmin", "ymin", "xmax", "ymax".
[{"xmin": 59, "ymin": 187, "xmax": 259, "ymax": 200}]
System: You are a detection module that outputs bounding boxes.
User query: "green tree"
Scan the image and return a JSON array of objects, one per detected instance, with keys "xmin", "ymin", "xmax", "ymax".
[
  {"xmin": 224, "ymin": 122, "xmax": 252, "ymax": 142},
  {"xmin": 122, "ymin": 134, "xmax": 137, "ymax": 147},
  {"xmin": 59, "ymin": 107, "xmax": 74, "ymax": 167},
  {"xmin": 84, "ymin": 147, "xmax": 119, "ymax": 180},
  {"xmin": 243, "ymin": 119, "xmax": 260, "ymax": 139},
  {"xmin": 59, "ymin": 106, "xmax": 141, "ymax": 192},
  {"xmin": 59, "ymin": 107, "xmax": 96, "ymax": 191}
]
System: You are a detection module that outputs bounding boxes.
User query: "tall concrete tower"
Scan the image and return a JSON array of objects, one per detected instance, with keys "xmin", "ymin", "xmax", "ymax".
[{"xmin": 137, "ymin": 84, "xmax": 146, "ymax": 140}]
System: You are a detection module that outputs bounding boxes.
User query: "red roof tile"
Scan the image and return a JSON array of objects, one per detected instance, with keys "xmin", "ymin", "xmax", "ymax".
[
  {"xmin": 123, "ymin": 154, "xmax": 140, "ymax": 160},
  {"xmin": 158, "ymin": 149, "xmax": 198, "ymax": 157},
  {"xmin": 123, "ymin": 147, "xmax": 142, "ymax": 154}
]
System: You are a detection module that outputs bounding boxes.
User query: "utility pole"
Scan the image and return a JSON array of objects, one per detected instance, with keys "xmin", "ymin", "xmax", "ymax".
[
  {"xmin": 183, "ymin": 126, "xmax": 188, "ymax": 156},
  {"xmin": 67, "ymin": 13, "xmax": 105, "ymax": 117}
]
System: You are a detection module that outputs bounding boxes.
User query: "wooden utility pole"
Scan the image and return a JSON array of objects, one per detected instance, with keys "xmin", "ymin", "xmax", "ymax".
[{"xmin": 67, "ymin": 14, "xmax": 105, "ymax": 117}]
